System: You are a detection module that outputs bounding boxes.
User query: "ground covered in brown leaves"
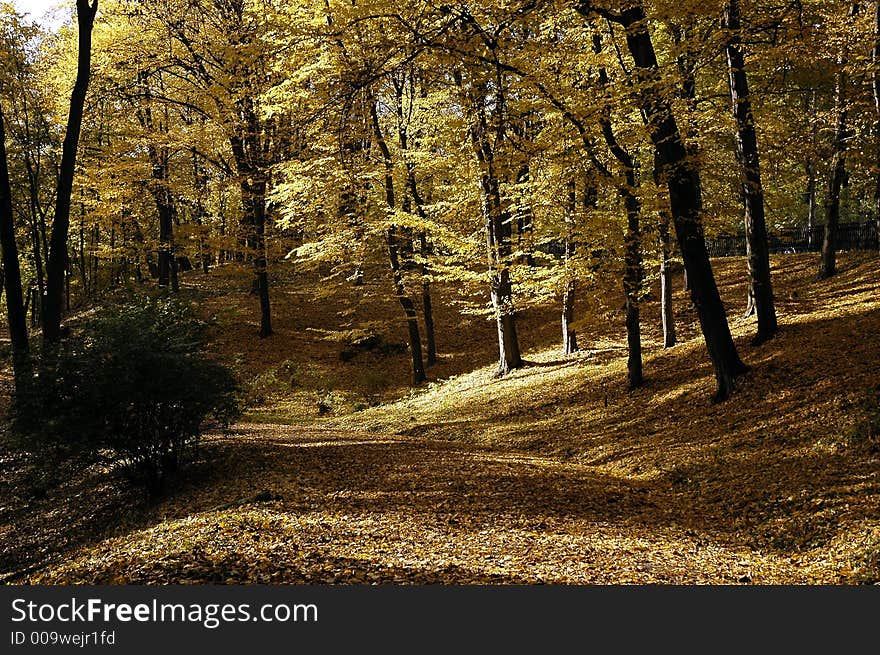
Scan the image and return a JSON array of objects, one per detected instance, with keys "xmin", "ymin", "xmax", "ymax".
[{"xmin": 1, "ymin": 253, "xmax": 878, "ymax": 584}]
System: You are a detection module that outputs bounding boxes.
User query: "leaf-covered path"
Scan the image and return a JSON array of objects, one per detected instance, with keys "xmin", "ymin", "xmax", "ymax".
[{"xmin": 24, "ymin": 423, "xmax": 835, "ymax": 585}]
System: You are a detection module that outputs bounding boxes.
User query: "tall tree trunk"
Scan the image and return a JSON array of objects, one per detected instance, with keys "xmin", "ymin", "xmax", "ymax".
[
  {"xmin": 241, "ymin": 180, "xmax": 272, "ymax": 337},
  {"xmin": 819, "ymin": 4, "xmax": 857, "ymax": 279},
  {"xmin": 723, "ymin": 0, "xmax": 777, "ymax": 344},
  {"xmin": 24, "ymin": 159, "xmax": 45, "ymax": 308},
  {"xmin": 388, "ymin": 227, "xmax": 426, "ymax": 385},
  {"xmin": 229, "ymin": 95, "xmax": 272, "ymax": 338},
  {"xmin": 819, "ymin": 54, "xmax": 850, "ymax": 280},
  {"xmin": 28, "ymin": 212, "xmax": 43, "ymax": 322},
  {"xmin": 90, "ymin": 224, "xmax": 99, "ymax": 297},
  {"xmin": 804, "ymin": 90, "xmax": 819, "ymax": 250},
  {"xmin": 622, "ymin": 183, "xmax": 643, "ymax": 388},
  {"xmin": 457, "ymin": 71, "xmax": 523, "ymax": 376},
  {"xmin": 659, "ymin": 211, "xmax": 676, "ymax": 348},
  {"xmin": 0, "ymin": 104, "xmax": 29, "ymax": 383},
  {"xmin": 136, "ymin": 72, "xmax": 178, "ymax": 292},
  {"xmin": 370, "ymin": 96, "xmax": 426, "ymax": 384},
  {"xmin": 594, "ymin": 32, "xmax": 643, "ymax": 388},
  {"xmin": 192, "ymin": 152, "xmax": 211, "ymax": 273},
  {"xmin": 392, "ymin": 74, "xmax": 437, "ymax": 367},
  {"xmin": 873, "ymin": 1, "xmax": 880, "ymax": 252},
  {"xmin": 42, "ymin": 0, "xmax": 98, "ymax": 346},
  {"xmin": 418, "ymin": 233, "xmax": 437, "ymax": 366},
  {"xmin": 562, "ymin": 182, "xmax": 578, "ymax": 355},
  {"xmin": 579, "ymin": 2, "xmax": 747, "ymax": 400},
  {"xmin": 493, "ymin": 268, "xmax": 522, "ymax": 376},
  {"xmin": 151, "ymin": 160, "xmax": 176, "ymax": 291},
  {"xmin": 562, "ymin": 279, "xmax": 577, "ymax": 355},
  {"xmin": 78, "ymin": 196, "xmax": 88, "ymax": 295},
  {"xmin": 483, "ymin": 174, "xmax": 523, "ymax": 376}
]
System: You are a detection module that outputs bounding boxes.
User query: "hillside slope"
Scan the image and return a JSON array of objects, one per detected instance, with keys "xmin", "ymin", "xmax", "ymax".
[{"xmin": 2, "ymin": 253, "xmax": 878, "ymax": 584}]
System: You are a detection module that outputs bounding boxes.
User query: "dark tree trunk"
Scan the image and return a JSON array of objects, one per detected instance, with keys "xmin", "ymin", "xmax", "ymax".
[
  {"xmin": 494, "ymin": 278, "xmax": 522, "ymax": 376},
  {"xmin": 192, "ymin": 153, "xmax": 211, "ymax": 273},
  {"xmin": 228, "ymin": 94, "xmax": 273, "ymax": 338},
  {"xmin": 78, "ymin": 199, "xmax": 88, "ymax": 295},
  {"xmin": 0, "ymin": 104, "xmax": 29, "ymax": 383},
  {"xmin": 873, "ymin": 1, "xmax": 880, "ymax": 252},
  {"xmin": 151, "ymin": 164, "xmax": 176, "ymax": 291},
  {"xmin": 90, "ymin": 224, "xmax": 99, "ymax": 297},
  {"xmin": 157, "ymin": 189, "xmax": 176, "ymax": 290},
  {"xmin": 804, "ymin": 90, "xmax": 819, "ymax": 250},
  {"xmin": 819, "ymin": 56, "xmax": 849, "ymax": 280},
  {"xmin": 24, "ymin": 159, "xmax": 45, "ymax": 307},
  {"xmin": 562, "ymin": 182, "xmax": 578, "ymax": 355},
  {"xmin": 25, "ymin": 286, "xmax": 35, "ymax": 327},
  {"xmin": 392, "ymin": 74, "xmax": 437, "ymax": 367},
  {"xmin": 28, "ymin": 214, "xmax": 43, "ymax": 319},
  {"xmin": 562, "ymin": 281, "xmax": 577, "ymax": 355},
  {"xmin": 594, "ymin": 32, "xmax": 643, "ymax": 388},
  {"xmin": 170, "ymin": 253, "xmax": 179, "ymax": 292},
  {"xmin": 724, "ymin": 0, "xmax": 777, "ymax": 344},
  {"xmin": 135, "ymin": 71, "xmax": 178, "ymax": 292},
  {"xmin": 819, "ymin": 5, "xmax": 857, "ymax": 279},
  {"xmin": 622, "ymin": 182, "xmax": 643, "ymax": 388},
  {"xmin": 388, "ymin": 227, "xmax": 426, "ymax": 385},
  {"xmin": 42, "ymin": 0, "xmax": 98, "ymax": 346},
  {"xmin": 241, "ymin": 180, "xmax": 272, "ymax": 337},
  {"xmin": 579, "ymin": 2, "xmax": 747, "ymax": 400},
  {"xmin": 659, "ymin": 211, "xmax": 676, "ymax": 348}
]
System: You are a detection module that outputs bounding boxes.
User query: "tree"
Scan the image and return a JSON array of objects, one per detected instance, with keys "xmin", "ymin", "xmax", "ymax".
[
  {"xmin": 0, "ymin": 103, "xmax": 28, "ymax": 382},
  {"xmin": 369, "ymin": 90, "xmax": 427, "ymax": 384},
  {"xmin": 593, "ymin": 29, "xmax": 644, "ymax": 389},
  {"xmin": 459, "ymin": 69, "xmax": 524, "ymax": 377},
  {"xmin": 43, "ymin": 0, "xmax": 99, "ymax": 345},
  {"xmin": 562, "ymin": 180, "xmax": 579, "ymax": 355},
  {"xmin": 577, "ymin": 1, "xmax": 748, "ymax": 401},
  {"xmin": 0, "ymin": 7, "xmax": 35, "ymax": 383},
  {"xmin": 819, "ymin": 4, "xmax": 858, "ymax": 280},
  {"xmin": 130, "ymin": 0, "xmax": 295, "ymax": 337},
  {"xmin": 874, "ymin": 1, "xmax": 880, "ymax": 251},
  {"xmin": 723, "ymin": 0, "xmax": 777, "ymax": 344}
]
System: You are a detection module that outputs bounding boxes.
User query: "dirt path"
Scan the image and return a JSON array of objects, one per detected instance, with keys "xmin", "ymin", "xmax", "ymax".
[{"xmin": 23, "ymin": 424, "xmax": 832, "ymax": 584}]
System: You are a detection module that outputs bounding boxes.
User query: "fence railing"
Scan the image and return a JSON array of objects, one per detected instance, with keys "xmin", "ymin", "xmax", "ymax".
[{"xmin": 706, "ymin": 221, "xmax": 879, "ymax": 257}]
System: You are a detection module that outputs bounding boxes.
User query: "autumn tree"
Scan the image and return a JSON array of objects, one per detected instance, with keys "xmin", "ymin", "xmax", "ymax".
[
  {"xmin": 820, "ymin": 3, "xmax": 867, "ymax": 281},
  {"xmin": 723, "ymin": 0, "xmax": 777, "ymax": 344},
  {"xmin": 576, "ymin": 0, "xmax": 748, "ymax": 401},
  {"xmin": 42, "ymin": 0, "xmax": 98, "ymax": 346},
  {"xmin": 0, "ymin": 102, "xmax": 28, "ymax": 383}
]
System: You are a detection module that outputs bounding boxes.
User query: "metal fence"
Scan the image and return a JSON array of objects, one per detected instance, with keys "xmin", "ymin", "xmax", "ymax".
[{"xmin": 706, "ymin": 221, "xmax": 879, "ymax": 257}]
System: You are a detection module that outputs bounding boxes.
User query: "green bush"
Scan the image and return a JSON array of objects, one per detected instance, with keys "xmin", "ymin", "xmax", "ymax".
[{"xmin": 13, "ymin": 295, "xmax": 240, "ymax": 497}]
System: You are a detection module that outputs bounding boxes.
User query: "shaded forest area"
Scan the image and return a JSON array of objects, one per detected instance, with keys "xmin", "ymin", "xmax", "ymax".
[{"xmin": 0, "ymin": 0, "xmax": 878, "ymax": 584}]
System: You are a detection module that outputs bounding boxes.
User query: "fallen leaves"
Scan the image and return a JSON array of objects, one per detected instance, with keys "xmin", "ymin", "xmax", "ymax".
[{"xmin": 1, "ymin": 253, "xmax": 879, "ymax": 585}]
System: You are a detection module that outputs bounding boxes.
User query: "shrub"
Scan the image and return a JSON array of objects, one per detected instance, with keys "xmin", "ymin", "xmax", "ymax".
[{"xmin": 13, "ymin": 295, "xmax": 240, "ymax": 497}]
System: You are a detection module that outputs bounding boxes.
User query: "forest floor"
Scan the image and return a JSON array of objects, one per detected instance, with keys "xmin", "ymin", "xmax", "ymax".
[{"xmin": 1, "ymin": 252, "xmax": 879, "ymax": 584}]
